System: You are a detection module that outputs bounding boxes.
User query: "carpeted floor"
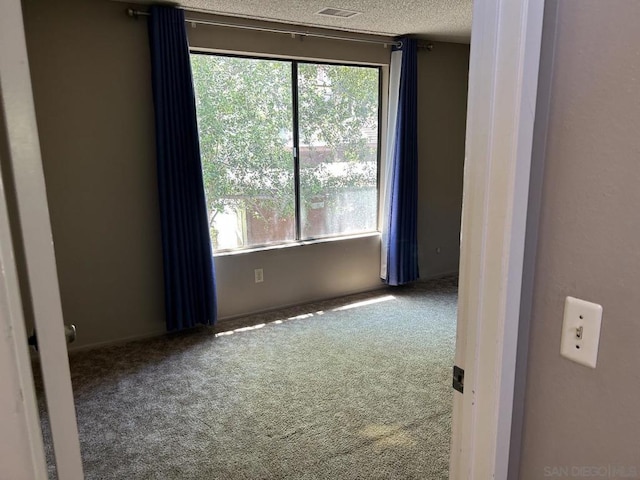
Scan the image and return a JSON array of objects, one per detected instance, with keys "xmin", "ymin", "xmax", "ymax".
[{"xmin": 37, "ymin": 277, "xmax": 457, "ymax": 479}]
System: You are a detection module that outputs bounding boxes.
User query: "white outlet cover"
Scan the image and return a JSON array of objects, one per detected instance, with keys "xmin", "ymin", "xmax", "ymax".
[
  {"xmin": 254, "ymin": 268, "xmax": 264, "ymax": 283},
  {"xmin": 560, "ymin": 296, "xmax": 603, "ymax": 368}
]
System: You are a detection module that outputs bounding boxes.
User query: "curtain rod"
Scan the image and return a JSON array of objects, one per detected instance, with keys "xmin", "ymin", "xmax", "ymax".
[{"xmin": 126, "ymin": 8, "xmax": 403, "ymax": 48}]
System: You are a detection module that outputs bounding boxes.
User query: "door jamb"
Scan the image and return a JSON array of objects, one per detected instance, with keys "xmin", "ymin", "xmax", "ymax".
[
  {"xmin": 450, "ymin": 0, "xmax": 546, "ymax": 478},
  {"xmin": 0, "ymin": 0, "xmax": 84, "ymax": 478}
]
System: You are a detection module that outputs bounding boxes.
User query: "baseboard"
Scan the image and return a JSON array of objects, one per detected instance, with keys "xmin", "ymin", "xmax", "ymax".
[
  {"xmin": 217, "ymin": 283, "xmax": 389, "ymax": 324},
  {"xmin": 419, "ymin": 270, "xmax": 459, "ymax": 281},
  {"xmin": 59, "ymin": 276, "xmax": 453, "ymax": 354},
  {"xmin": 63, "ymin": 284, "xmax": 389, "ymax": 353},
  {"xmin": 66, "ymin": 329, "xmax": 167, "ymax": 354}
]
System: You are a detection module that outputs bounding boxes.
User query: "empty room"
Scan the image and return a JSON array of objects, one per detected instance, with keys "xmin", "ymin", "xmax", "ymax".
[
  {"xmin": 16, "ymin": 0, "xmax": 469, "ymax": 477},
  {"xmin": 8, "ymin": 1, "xmax": 640, "ymax": 478}
]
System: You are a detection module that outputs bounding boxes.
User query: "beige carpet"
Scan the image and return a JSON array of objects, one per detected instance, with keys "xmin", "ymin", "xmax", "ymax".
[{"xmin": 37, "ymin": 277, "xmax": 457, "ymax": 479}]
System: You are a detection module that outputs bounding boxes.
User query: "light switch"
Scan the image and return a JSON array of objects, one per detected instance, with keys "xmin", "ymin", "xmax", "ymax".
[{"xmin": 560, "ymin": 296, "xmax": 603, "ymax": 368}]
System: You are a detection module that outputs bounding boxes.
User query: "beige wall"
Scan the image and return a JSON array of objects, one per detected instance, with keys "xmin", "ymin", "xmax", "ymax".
[
  {"xmin": 23, "ymin": 0, "xmax": 165, "ymax": 349},
  {"xmin": 22, "ymin": 0, "xmax": 468, "ymax": 349},
  {"xmin": 186, "ymin": 11, "xmax": 391, "ymax": 65},
  {"xmin": 21, "ymin": 0, "xmax": 389, "ymax": 349},
  {"xmin": 215, "ymin": 235, "xmax": 381, "ymax": 319},
  {"xmin": 519, "ymin": 0, "xmax": 640, "ymax": 475},
  {"xmin": 417, "ymin": 42, "xmax": 468, "ymax": 278}
]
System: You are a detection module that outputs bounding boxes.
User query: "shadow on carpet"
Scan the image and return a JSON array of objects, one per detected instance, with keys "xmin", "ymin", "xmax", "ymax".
[{"xmin": 37, "ymin": 277, "xmax": 457, "ymax": 479}]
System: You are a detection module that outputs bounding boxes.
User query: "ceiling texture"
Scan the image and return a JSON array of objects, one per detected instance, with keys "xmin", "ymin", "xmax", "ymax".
[{"xmin": 125, "ymin": 0, "xmax": 473, "ymax": 43}]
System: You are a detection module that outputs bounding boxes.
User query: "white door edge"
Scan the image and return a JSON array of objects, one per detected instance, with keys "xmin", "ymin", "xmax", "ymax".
[
  {"xmin": 0, "ymin": 0, "xmax": 84, "ymax": 478},
  {"xmin": 450, "ymin": 0, "xmax": 546, "ymax": 478},
  {"xmin": 0, "ymin": 145, "xmax": 48, "ymax": 480}
]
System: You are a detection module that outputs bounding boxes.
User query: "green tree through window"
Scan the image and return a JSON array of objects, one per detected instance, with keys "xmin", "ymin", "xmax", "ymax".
[{"xmin": 191, "ymin": 54, "xmax": 379, "ymax": 250}]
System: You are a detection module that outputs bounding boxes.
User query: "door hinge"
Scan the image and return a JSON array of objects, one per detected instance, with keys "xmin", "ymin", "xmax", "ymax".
[{"xmin": 453, "ymin": 365, "xmax": 464, "ymax": 394}]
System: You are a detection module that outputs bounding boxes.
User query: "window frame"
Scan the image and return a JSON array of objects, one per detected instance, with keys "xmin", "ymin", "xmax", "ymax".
[{"xmin": 190, "ymin": 50, "xmax": 383, "ymax": 255}]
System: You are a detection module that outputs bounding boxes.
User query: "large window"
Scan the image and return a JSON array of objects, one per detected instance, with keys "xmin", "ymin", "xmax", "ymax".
[{"xmin": 191, "ymin": 53, "xmax": 380, "ymax": 251}]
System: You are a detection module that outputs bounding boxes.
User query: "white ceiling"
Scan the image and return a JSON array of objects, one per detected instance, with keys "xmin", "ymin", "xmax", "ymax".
[{"xmin": 126, "ymin": 0, "xmax": 472, "ymax": 43}]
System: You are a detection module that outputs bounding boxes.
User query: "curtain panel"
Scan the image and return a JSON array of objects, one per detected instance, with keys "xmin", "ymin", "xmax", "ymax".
[
  {"xmin": 148, "ymin": 5, "xmax": 217, "ymax": 330},
  {"xmin": 380, "ymin": 38, "xmax": 419, "ymax": 286}
]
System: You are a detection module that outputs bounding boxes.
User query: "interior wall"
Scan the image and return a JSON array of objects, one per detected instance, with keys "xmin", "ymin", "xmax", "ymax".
[
  {"xmin": 21, "ymin": 0, "xmax": 392, "ymax": 349},
  {"xmin": 22, "ymin": 0, "xmax": 165, "ymax": 349},
  {"xmin": 519, "ymin": 0, "xmax": 640, "ymax": 475},
  {"xmin": 22, "ymin": 0, "xmax": 469, "ymax": 349},
  {"xmin": 186, "ymin": 13, "xmax": 392, "ymax": 321},
  {"xmin": 417, "ymin": 42, "xmax": 469, "ymax": 278},
  {"xmin": 215, "ymin": 235, "xmax": 381, "ymax": 319},
  {"xmin": 186, "ymin": 11, "xmax": 392, "ymax": 65}
]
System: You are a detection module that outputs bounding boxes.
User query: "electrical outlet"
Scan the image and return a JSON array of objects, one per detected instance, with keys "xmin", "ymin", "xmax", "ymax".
[
  {"xmin": 560, "ymin": 296, "xmax": 603, "ymax": 368},
  {"xmin": 254, "ymin": 268, "xmax": 264, "ymax": 283}
]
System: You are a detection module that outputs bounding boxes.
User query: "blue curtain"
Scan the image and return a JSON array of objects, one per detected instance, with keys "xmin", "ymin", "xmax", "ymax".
[
  {"xmin": 385, "ymin": 38, "xmax": 419, "ymax": 286},
  {"xmin": 148, "ymin": 5, "xmax": 217, "ymax": 330}
]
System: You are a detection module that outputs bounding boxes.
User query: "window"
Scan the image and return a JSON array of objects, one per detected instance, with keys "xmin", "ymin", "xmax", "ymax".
[{"xmin": 191, "ymin": 53, "xmax": 380, "ymax": 252}]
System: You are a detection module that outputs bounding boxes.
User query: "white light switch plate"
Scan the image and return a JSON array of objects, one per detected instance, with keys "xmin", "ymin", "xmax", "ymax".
[{"xmin": 560, "ymin": 296, "xmax": 602, "ymax": 368}]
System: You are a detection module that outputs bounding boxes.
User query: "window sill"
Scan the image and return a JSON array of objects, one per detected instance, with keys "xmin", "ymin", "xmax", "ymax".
[{"xmin": 213, "ymin": 231, "xmax": 381, "ymax": 258}]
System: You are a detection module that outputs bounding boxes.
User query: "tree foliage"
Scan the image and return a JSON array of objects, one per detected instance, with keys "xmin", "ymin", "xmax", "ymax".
[{"xmin": 190, "ymin": 54, "xmax": 379, "ymax": 246}]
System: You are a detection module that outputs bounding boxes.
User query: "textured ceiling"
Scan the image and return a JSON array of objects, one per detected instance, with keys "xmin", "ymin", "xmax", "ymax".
[{"xmin": 125, "ymin": 0, "xmax": 473, "ymax": 43}]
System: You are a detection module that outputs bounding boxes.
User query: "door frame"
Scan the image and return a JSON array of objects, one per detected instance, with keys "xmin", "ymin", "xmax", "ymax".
[
  {"xmin": 0, "ymin": 0, "xmax": 84, "ymax": 478},
  {"xmin": 1, "ymin": 0, "xmax": 547, "ymax": 478},
  {"xmin": 0, "ymin": 138, "xmax": 48, "ymax": 480},
  {"xmin": 449, "ymin": 0, "xmax": 546, "ymax": 478}
]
